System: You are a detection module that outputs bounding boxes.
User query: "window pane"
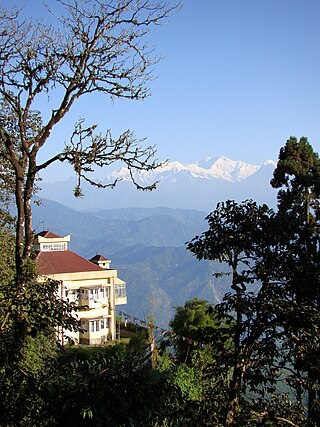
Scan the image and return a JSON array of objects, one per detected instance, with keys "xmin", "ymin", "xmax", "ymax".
[{"xmin": 115, "ymin": 284, "xmax": 126, "ymax": 298}]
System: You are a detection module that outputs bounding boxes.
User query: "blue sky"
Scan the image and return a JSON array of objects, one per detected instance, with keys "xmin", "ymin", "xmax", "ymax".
[
  {"xmin": 146, "ymin": 0, "xmax": 320, "ymax": 164},
  {"xmin": 6, "ymin": 0, "xmax": 320, "ymax": 180}
]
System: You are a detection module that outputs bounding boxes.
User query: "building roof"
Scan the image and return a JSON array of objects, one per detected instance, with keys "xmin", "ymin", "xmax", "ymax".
[
  {"xmin": 36, "ymin": 250, "xmax": 104, "ymax": 275},
  {"xmin": 36, "ymin": 230, "xmax": 62, "ymax": 239},
  {"xmin": 90, "ymin": 254, "xmax": 109, "ymax": 263}
]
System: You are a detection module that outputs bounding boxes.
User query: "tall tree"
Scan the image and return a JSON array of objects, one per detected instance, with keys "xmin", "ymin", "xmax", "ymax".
[
  {"xmin": 271, "ymin": 136, "xmax": 320, "ymax": 427},
  {"xmin": 187, "ymin": 200, "xmax": 277, "ymax": 427},
  {"xmin": 0, "ymin": 0, "xmax": 178, "ymax": 347}
]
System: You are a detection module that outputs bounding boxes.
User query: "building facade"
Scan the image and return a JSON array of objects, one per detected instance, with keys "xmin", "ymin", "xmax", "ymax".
[{"xmin": 35, "ymin": 231, "xmax": 127, "ymax": 345}]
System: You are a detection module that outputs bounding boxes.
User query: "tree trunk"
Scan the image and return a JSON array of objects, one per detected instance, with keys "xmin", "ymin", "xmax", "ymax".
[
  {"xmin": 225, "ymin": 280, "xmax": 243, "ymax": 427},
  {"xmin": 12, "ymin": 191, "xmax": 27, "ymax": 349},
  {"xmin": 14, "ymin": 173, "xmax": 25, "ymax": 273},
  {"xmin": 12, "ymin": 165, "xmax": 36, "ymax": 348},
  {"xmin": 225, "ymin": 361, "xmax": 245, "ymax": 427},
  {"xmin": 307, "ymin": 367, "xmax": 319, "ymax": 427}
]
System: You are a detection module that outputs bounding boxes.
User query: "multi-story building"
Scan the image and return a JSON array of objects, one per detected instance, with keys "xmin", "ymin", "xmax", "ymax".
[{"xmin": 35, "ymin": 231, "xmax": 127, "ymax": 345}]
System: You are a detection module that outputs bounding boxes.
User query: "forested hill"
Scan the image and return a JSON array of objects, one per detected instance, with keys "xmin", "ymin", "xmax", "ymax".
[{"xmin": 33, "ymin": 198, "xmax": 231, "ymax": 327}]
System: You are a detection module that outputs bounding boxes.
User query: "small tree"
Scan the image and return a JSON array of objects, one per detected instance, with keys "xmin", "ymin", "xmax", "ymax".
[{"xmin": 170, "ymin": 298, "xmax": 230, "ymax": 364}]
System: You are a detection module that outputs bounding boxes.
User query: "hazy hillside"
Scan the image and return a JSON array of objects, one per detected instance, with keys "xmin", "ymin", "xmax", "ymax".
[
  {"xmin": 110, "ymin": 245, "xmax": 230, "ymax": 328},
  {"xmin": 33, "ymin": 199, "xmax": 207, "ymax": 252}
]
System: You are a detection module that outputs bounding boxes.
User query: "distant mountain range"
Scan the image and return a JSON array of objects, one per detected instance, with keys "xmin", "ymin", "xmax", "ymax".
[
  {"xmin": 108, "ymin": 156, "xmax": 275, "ymax": 183},
  {"xmin": 39, "ymin": 156, "xmax": 278, "ymax": 212}
]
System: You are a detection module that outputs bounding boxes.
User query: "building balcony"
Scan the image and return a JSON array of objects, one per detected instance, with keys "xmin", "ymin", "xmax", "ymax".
[{"xmin": 114, "ymin": 279, "xmax": 127, "ymax": 305}]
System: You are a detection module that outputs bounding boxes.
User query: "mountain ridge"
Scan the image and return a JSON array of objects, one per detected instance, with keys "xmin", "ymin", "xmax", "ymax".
[
  {"xmin": 39, "ymin": 155, "xmax": 278, "ymax": 211},
  {"xmin": 100, "ymin": 155, "xmax": 276, "ymax": 184}
]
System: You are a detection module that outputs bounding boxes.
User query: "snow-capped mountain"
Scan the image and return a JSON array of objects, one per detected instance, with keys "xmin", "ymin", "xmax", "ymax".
[
  {"xmin": 107, "ymin": 156, "xmax": 276, "ymax": 185},
  {"xmin": 39, "ymin": 156, "xmax": 278, "ymax": 212}
]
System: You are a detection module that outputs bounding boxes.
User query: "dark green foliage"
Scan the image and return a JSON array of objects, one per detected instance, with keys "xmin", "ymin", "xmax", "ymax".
[
  {"xmin": 187, "ymin": 200, "xmax": 277, "ymax": 426},
  {"xmin": 169, "ymin": 298, "xmax": 231, "ymax": 364},
  {"xmin": 270, "ymin": 136, "xmax": 320, "ymax": 427},
  {"xmin": 0, "ymin": 226, "xmax": 15, "ymax": 286},
  {"xmin": 0, "ymin": 338, "xmax": 183, "ymax": 427},
  {"xmin": 271, "ymin": 136, "xmax": 320, "ymax": 223},
  {"xmin": 0, "ymin": 261, "xmax": 80, "ymax": 339}
]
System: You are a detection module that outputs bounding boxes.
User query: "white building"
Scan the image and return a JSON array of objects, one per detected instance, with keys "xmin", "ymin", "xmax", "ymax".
[{"xmin": 35, "ymin": 231, "xmax": 127, "ymax": 345}]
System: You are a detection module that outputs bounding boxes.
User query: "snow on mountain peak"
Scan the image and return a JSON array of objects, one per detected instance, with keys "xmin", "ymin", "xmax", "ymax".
[
  {"xmin": 106, "ymin": 155, "xmax": 266, "ymax": 185},
  {"xmin": 204, "ymin": 156, "xmax": 260, "ymax": 181}
]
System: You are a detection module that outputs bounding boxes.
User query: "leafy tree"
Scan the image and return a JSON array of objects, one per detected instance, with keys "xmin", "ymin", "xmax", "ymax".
[
  {"xmin": 168, "ymin": 298, "xmax": 235, "ymax": 426},
  {"xmin": 0, "ymin": 0, "xmax": 179, "ymax": 348},
  {"xmin": 169, "ymin": 298, "xmax": 230, "ymax": 364},
  {"xmin": 0, "ymin": 269, "xmax": 82, "ymax": 425},
  {"xmin": 187, "ymin": 199, "xmax": 278, "ymax": 427}
]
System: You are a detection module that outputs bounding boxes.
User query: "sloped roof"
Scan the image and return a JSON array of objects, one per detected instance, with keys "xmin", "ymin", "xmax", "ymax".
[
  {"xmin": 90, "ymin": 254, "xmax": 109, "ymax": 263},
  {"xmin": 36, "ymin": 250, "xmax": 104, "ymax": 275},
  {"xmin": 36, "ymin": 231, "xmax": 62, "ymax": 239}
]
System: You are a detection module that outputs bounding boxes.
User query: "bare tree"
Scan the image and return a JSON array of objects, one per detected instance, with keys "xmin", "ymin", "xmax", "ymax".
[{"xmin": 0, "ymin": 0, "xmax": 179, "ymax": 343}]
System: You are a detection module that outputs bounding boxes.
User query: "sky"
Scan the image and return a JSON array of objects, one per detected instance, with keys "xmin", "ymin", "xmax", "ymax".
[{"xmin": 4, "ymin": 0, "xmax": 320, "ymax": 181}]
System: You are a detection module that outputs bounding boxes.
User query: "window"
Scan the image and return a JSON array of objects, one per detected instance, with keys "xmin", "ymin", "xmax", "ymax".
[
  {"xmin": 81, "ymin": 320, "xmax": 87, "ymax": 330},
  {"xmin": 79, "ymin": 289, "xmax": 88, "ymax": 300},
  {"xmin": 100, "ymin": 287, "xmax": 109, "ymax": 299},
  {"xmin": 89, "ymin": 319, "xmax": 107, "ymax": 333},
  {"xmin": 115, "ymin": 284, "xmax": 126, "ymax": 298},
  {"xmin": 106, "ymin": 318, "xmax": 110, "ymax": 329},
  {"xmin": 42, "ymin": 243, "xmax": 66, "ymax": 252}
]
